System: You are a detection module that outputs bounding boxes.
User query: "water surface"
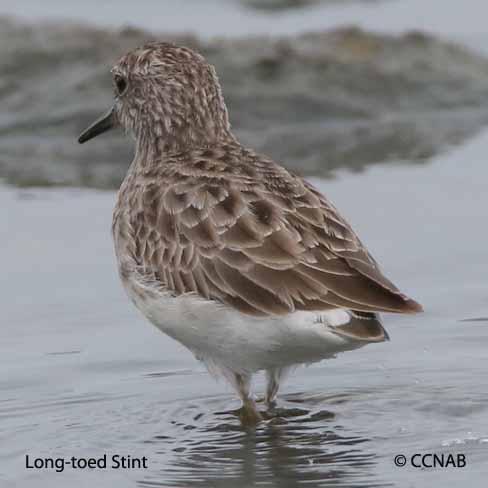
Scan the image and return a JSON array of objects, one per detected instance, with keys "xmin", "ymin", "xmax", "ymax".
[
  {"xmin": 1, "ymin": 0, "xmax": 488, "ymax": 41},
  {"xmin": 1, "ymin": 130, "xmax": 488, "ymax": 487}
]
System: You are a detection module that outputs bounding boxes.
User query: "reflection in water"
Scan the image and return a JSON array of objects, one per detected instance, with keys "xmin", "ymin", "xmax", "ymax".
[{"xmin": 138, "ymin": 393, "xmax": 388, "ymax": 488}]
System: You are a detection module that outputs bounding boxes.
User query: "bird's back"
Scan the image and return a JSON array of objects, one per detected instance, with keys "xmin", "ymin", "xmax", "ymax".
[{"xmin": 112, "ymin": 142, "xmax": 422, "ymax": 332}]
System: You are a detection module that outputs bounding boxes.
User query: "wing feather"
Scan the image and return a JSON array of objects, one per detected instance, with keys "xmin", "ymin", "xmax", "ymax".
[{"xmin": 123, "ymin": 147, "xmax": 422, "ymax": 318}]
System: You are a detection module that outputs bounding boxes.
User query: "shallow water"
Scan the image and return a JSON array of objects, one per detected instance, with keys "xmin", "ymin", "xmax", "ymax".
[
  {"xmin": 2, "ymin": 129, "xmax": 488, "ymax": 487},
  {"xmin": 1, "ymin": 0, "xmax": 488, "ymax": 41}
]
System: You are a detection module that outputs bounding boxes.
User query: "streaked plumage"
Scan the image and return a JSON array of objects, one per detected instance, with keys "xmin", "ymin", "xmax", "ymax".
[{"xmin": 79, "ymin": 42, "xmax": 422, "ymax": 423}]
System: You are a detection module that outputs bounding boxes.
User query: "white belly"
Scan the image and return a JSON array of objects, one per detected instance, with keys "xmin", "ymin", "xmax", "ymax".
[{"xmin": 123, "ymin": 274, "xmax": 367, "ymax": 375}]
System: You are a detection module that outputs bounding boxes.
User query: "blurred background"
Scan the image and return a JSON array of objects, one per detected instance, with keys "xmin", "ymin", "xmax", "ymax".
[
  {"xmin": 1, "ymin": 1, "xmax": 487, "ymax": 487},
  {"xmin": 3, "ymin": 0, "xmax": 488, "ymax": 186}
]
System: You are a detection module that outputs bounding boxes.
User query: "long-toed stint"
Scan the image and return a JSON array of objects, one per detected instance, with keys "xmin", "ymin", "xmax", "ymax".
[{"xmin": 79, "ymin": 42, "xmax": 422, "ymax": 425}]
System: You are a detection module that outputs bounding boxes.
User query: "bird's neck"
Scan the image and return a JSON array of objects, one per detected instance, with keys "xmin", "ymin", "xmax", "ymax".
[
  {"xmin": 134, "ymin": 127, "xmax": 236, "ymax": 163},
  {"xmin": 133, "ymin": 106, "xmax": 236, "ymax": 163}
]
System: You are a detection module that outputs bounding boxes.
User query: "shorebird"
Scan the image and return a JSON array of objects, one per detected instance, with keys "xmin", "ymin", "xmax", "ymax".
[{"xmin": 78, "ymin": 42, "xmax": 422, "ymax": 424}]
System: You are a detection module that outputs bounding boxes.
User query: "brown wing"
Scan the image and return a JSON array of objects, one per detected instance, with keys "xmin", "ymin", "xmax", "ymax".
[{"xmin": 128, "ymin": 151, "xmax": 422, "ymax": 317}]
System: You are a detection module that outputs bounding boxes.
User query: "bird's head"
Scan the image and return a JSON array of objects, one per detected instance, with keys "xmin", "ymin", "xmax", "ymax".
[{"xmin": 78, "ymin": 42, "xmax": 231, "ymax": 152}]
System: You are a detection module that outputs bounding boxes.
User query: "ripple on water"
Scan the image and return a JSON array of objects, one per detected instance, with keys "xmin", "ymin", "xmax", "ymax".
[{"xmin": 136, "ymin": 392, "xmax": 389, "ymax": 488}]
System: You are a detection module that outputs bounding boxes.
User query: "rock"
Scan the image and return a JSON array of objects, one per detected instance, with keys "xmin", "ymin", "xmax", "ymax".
[
  {"xmin": 1, "ymin": 18, "xmax": 488, "ymax": 188},
  {"xmin": 240, "ymin": 0, "xmax": 383, "ymax": 12}
]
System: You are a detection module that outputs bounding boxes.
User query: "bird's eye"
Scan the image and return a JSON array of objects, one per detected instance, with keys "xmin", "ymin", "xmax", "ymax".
[{"xmin": 114, "ymin": 75, "xmax": 127, "ymax": 95}]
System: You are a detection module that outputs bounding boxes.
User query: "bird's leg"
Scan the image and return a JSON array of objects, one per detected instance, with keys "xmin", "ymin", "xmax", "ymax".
[
  {"xmin": 265, "ymin": 369, "xmax": 280, "ymax": 407},
  {"xmin": 265, "ymin": 368, "xmax": 287, "ymax": 407},
  {"xmin": 234, "ymin": 373, "xmax": 263, "ymax": 426}
]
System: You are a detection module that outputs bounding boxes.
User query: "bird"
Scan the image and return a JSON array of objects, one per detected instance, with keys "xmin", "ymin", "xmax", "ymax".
[{"xmin": 78, "ymin": 41, "xmax": 422, "ymax": 424}]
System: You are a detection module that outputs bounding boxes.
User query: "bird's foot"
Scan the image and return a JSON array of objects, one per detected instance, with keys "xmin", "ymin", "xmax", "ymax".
[
  {"xmin": 238, "ymin": 399, "xmax": 263, "ymax": 426},
  {"xmin": 256, "ymin": 396, "xmax": 277, "ymax": 408}
]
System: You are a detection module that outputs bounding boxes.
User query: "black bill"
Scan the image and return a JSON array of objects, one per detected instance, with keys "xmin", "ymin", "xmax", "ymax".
[{"xmin": 78, "ymin": 107, "xmax": 115, "ymax": 144}]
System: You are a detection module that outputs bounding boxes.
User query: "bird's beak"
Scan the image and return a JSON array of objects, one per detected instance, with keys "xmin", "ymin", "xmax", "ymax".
[{"xmin": 78, "ymin": 106, "xmax": 115, "ymax": 144}]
